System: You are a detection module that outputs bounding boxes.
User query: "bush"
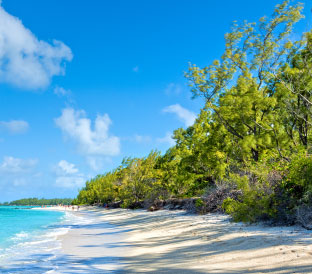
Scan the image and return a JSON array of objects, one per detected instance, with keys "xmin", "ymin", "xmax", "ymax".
[
  {"xmin": 195, "ymin": 198, "xmax": 204, "ymax": 208},
  {"xmin": 222, "ymin": 173, "xmax": 275, "ymax": 223},
  {"xmin": 283, "ymin": 155, "xmax": 312, "ymax": 203}
]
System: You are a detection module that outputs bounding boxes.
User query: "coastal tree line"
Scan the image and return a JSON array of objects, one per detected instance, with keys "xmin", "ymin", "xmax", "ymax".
[
  {"xmin": 74, "ymin": 1, "xmax": 312, "ymax": 227},
  {"xmin": 0, "ymin": 198, "xmax": 73, "ymax": 206}
]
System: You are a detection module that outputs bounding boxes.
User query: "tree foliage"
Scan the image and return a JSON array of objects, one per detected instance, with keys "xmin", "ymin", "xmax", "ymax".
[
  {"xmin": 74, "ymin": 1, "xmax": 312, "ymax": 225},
  {"xmin": 2, "ymin": 198, "xmax": 73, "ymax": 206}
]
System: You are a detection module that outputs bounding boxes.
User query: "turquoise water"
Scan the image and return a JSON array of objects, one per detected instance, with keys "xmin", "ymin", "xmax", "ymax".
[
  {"xmin": 0, "ymin": 207, "xmax": 121, "ymax": 273},
  {"xmin": 0, "ymin": 206, "xmax": 64, "ymax": 249},
  {"xmin": 0, "ymin": 206, "xmax": 72, "ymax": 273}
]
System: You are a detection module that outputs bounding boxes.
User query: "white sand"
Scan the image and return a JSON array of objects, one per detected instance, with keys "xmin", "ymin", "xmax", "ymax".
[{"xmin": 56, "ymin": 207, "xmax": 312, "ymax": 274}]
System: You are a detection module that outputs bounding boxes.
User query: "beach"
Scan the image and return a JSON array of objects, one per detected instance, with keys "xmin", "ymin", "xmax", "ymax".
[{"xmin": 46, "ymin": 207, "xmax": 312, "ymax": 273}]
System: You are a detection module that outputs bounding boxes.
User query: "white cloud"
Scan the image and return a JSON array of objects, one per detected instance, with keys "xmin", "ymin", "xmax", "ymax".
[
  {"xmin": 53, "ymin": 86, "xmax": 74, "ymax": 104},
  {"xmin": 165, "ymin": 83, "xmax": 183, "ymax": 96},
  {"xmin": 0, "ymin": 6, "xmax": 72, "ymax": 89},
  {"xmin": 163, "ymin": 104, "xmax": 196, "ymax": 127},
  {"xmin": 55, "ymin": 108, "xmax": 120, "ymax": 157},
  {"xmin": 53, "ymin": 159, "xmax": 85, "ymax": 188},
  {"xmin": 55, "ymin": 160, "xmax": 78, "ymax": 175},
  {"xmin": 0, "ymin": 156, "xmax": 37, "ymax": 174},
  {"xmin": 0, "ymin": 120, "xmax": 29, "ymax": 134},
  {"xmin": 156, "ymin": 132, "xmax": 175, "ymax": 146}
]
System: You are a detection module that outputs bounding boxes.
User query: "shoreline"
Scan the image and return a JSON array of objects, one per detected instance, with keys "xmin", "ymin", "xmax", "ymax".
[
  {"xmin": 58, "ymin": 208, "xmax": 128, "ymax": 273},
  {"xmin": 29, "ymin": 207, "xmax": 312, "ymax": 273},
  {"xmin": 30, "ymin": 206, "xmax": 125, "ymax": 273},
  {"xmin": 0, "ymin": 207, "xmax": 70, "ymax": 273}
]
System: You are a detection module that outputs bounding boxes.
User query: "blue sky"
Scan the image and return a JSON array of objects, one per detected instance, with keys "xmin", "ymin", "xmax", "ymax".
[{"xmin": 0, "ymin": 0, "xmax": 311, "ymax": 201}]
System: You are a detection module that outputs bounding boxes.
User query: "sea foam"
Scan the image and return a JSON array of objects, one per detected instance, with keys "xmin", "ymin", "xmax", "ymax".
[{"xmin": 0, "ymin": 208, "xmax": 81, "ymax": 273}]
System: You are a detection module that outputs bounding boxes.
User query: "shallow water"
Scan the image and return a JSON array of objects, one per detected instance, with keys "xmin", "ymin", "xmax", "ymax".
[
  {"xmin": 0, "ymin": 206, "xmax": 75, "ymax": 273},
  {"xmin": 0, "ymin": 206, "xmax": 64, "ymax": 248}
]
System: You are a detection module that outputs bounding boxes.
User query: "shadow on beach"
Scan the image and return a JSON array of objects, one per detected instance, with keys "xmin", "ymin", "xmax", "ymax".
[{"xmin": 1, "ymin": 209, "xmax": 312, "ymax": 273}]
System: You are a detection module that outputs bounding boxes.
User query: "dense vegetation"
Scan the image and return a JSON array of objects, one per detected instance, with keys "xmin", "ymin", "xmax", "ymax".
[
  {"xmin": 74, "ymin": 1, "xmax": 312, "ymax": 228},
  {"xmin": 1, "ymin": 198, "xmax": 73, "ymax": 206}
]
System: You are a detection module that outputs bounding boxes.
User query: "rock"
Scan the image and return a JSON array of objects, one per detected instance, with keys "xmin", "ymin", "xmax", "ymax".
[
  {"xmin": 108, "ymin": 201, "xmax": 122, "ymax": 208},
  {"xmin": 148, "ymin": 205, "xmax": 159, "ymax": 212}
]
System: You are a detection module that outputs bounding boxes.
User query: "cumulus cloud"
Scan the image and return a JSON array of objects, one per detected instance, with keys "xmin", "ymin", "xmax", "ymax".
[
  {"xmin": 156, "ymin": 132, "xmax": 175, "ymax": 146},
  {"xmin": 0, "ymin": 156, "xmax": 38, "ymax": 174},
  {"xmin": 55, "ymin": 108, "xmax": 120, "ymax": 157},
  {"xmin": 0, "ymin": 120, "xmax": 29, "ymax": 134},
  {"xmin": 55, "ymin": 160, "xmax": 78, "ymax": 175},
  {"xmin": 0, "ymin": 6, "xmax": 72, "ymax": 89},
  {"xmin": 163, "ymin": 104, "xmax": 196, "ymax": 127},
  {"xmin": 54, "ymin": 159, "xmax": 85, "ymax": 188}
]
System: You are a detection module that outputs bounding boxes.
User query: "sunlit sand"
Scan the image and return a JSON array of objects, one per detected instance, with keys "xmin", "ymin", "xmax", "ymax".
[{"xmin": 42, "ymin": 207, "xmax": 312, "ymax": 273}]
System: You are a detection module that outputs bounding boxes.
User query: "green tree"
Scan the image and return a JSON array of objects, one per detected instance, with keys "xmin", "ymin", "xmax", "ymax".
[
  {"xmin": 119, "ymin": 151, "xmax": 161, "ymax": 206},
  {"xmin": 185, "ymin": 0, "xmax": 303, "ymax": 163}
]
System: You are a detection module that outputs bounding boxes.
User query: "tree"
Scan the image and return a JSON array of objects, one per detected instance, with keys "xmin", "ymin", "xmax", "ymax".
[
  {"xmin": 275, "ymin": 32, "xmax": 312, "ymax": 151},
  {"xmin": 119, "ymin": 151, "xmax": 161, "ymax": 205},
  {"xmin": 185, "ymin": 0, "xmax": 303, "ymax": 162}
]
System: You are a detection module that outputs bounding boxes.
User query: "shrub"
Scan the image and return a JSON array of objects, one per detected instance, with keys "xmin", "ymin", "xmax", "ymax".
[
  {"xmin": 283, "ymin": 155, "xmax": 312, "ymax": 203},
  {"xmin": 222, "ymin": 173, "xmax": 275, "ymax": 223},
  {"xmin": 195, "ymin": 198, "xmax": 204, "ymax": 208}
]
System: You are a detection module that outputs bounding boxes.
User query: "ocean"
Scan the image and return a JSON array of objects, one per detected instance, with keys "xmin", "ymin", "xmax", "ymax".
[{"xmin": 0, "ymin": 206, "xmax": 75, "ymax": 273}]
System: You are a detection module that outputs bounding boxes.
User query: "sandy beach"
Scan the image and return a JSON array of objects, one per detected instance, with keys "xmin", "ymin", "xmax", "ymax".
[{"xmin": 48, "ymin": 207, "xmax": 312, "ymax": 274}]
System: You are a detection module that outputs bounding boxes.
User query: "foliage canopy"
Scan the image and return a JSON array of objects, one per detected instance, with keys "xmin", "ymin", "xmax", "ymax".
[{"xmin": 74, "ymin": 1, "xmax": 312, "ymax": 225}]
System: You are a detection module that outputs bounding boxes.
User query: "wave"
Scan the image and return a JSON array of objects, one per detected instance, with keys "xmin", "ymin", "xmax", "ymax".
[
  {"xmin": 0, "ymin": 211, "xmax": 80, "ymax": 273},
  {"xmin": 10, "ymin": 231, "xmax": 30, "ymax": 242}
]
